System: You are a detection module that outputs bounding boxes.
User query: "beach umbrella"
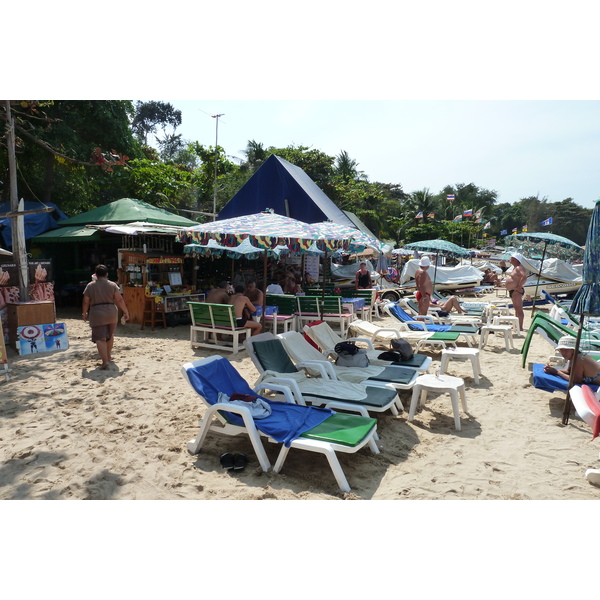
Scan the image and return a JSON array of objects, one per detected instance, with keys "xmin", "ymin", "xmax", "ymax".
[
  {"xmin": 403, "ymin": 239, "xmax": 471, "ymax": 287},
  {"xmin": 505, "ymin": 231, "xmax": 583, "ymax": 313},
  {"xmin": 562, "ymin": 200, "xmax": 600, "ymax": 424}
]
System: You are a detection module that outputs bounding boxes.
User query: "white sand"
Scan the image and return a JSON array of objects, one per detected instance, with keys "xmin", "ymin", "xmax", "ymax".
[{"xmin": 1, "ymin": 304, "xmax": 599, "ymax": 500}]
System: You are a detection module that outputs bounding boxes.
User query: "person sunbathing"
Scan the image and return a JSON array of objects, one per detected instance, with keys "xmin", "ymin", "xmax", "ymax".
[
  {"xmin": 430, "ymin": 295, "xmax": 468, "ymax": 315},
  {"xmin": 543, "ymin": 336, "xmax": 600, "ymax": 385}
]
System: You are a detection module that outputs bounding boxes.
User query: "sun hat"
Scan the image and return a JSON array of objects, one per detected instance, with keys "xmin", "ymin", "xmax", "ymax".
[
  {"xmin": 556, "ymin": 336, "xmax": 577, "ymax": 351},
  {"xmin": 419, "ymin": 256, "xmax": 431, "ymax": 267},
  {"xmin": 511, "ymin": 253, "xmax": 524, "ymax": 263}
]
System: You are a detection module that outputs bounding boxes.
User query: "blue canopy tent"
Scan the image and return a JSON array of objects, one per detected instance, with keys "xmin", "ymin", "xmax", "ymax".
[
  {"xmin": 217, "ymin": 155, "xmax": 356, "ymax": 228},
  {"xmin": 0, "ymin": 201, "xmax": 68, "ymax": 247}
]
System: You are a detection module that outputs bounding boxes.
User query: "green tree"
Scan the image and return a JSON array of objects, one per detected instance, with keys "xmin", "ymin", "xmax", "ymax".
[{"xmin": 132, "ymin": 101, "xmax": 182, "ymax": 145}]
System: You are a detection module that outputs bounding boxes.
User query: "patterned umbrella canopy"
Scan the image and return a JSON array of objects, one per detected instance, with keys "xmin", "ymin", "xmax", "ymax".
[
  {"xmin": 176, "ymin": 212, "xmax": 369, "ymax": 253},
  {"xmin": 308, "ymin": 221, "xmax": 383, "ymax": 253},
  {"xmin": 504, "ymin": 232, "xmax": 583, "ymax": 262},
  {"xmin": 403, "ymin": 239, "xmax": 471, "ymax": 259},
  {"xmin": 570, "ymin": 201, "xmax": 600, "ymax": 316}
]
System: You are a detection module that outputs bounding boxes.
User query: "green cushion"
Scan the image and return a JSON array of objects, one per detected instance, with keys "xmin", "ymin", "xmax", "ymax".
[
  {"xmin": 306, "ymin": 385, "xmax": 396, "ymax": 408},
  {"xmin": 390, "ymin": 353, "xmax": 429, "ymax": 368},
  {"xmin": 428, "ymin": 332, "xmax": 461, "ymax": 341},
  {"xmin": 300, "ymin": 413, "xmax": 377, "ymax": 447},
  {"xmin": 449, "ymin": 325, "xmax": 479, "ymax": 333},
  {"xmin": 368, "ymin": 365, "xmax": 415, "ymax": 384},
  {"xmin": 253, "ymin": 338, "xmax": 298, "ymax": 374}
]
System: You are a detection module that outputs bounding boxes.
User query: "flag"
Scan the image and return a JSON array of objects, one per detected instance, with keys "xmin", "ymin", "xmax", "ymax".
[
  {"xmin": 475, "ymin": 210, "xmax": 482, "ymax": 219},
  {"xmin": 522, "ymin": 224, "xmax": 528, "ymax": 232},
  {"xmin": 512, "ymin": 227, "xmax": 518, "ymax": 233},
  {"xmin": 415, "ymin": 211, "xmax": 423, "ymax": 219},
  {"xmin": 541, "ymin": 217, "xmax": 553, "ymax": 226},
  {"xmin": 500, "ymin": 229, "xmax": 507, "ymax": 236},
  {"xmin": 447, "ymin": 194, "xmax": 455, "ymax": 201},
  {"xmin": 453, "ymin": 214, "xmax": 463, "ymax": 222},
  {"xmin": 483, "ymin": 221, "xmax": 491, "ymax": 230},
  {"xmin": 428, "ymin": 212, "xmax": 435, "ymax": 218},
  {"xmin": 463, "ymin": 208, "xmax": 473, "ymax": 217}
]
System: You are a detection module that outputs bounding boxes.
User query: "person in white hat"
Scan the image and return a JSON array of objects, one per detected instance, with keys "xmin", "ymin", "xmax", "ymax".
[
  {"xmin": 543, "ymin": 336, "xmax": 600, "ymax": 385},
  {"xmin": 414, "ymin": 255, "xmax": 433, "ymax": 315},
  {"xmin": 505, "ymin": 253, "xmax": 528, "ymax": 332}
]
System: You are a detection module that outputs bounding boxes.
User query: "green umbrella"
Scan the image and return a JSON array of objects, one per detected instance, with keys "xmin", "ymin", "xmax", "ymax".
[{"xmin": 403, "ymin": 239, "xmax": 471, "ymax": 288}]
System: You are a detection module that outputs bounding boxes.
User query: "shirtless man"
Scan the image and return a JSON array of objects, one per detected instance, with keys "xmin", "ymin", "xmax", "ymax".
[
  {"xmin": 243, "ymin": 281, "xmax": 264, "ymax": 307},
  {"xmin": 206, "ymin": 281, "xmax": 230, "ymax": 304},
  {"xmin": 414, "ymin": 255, "xmax": 433, "ymax": 315},
  {"xmin": 229, "ymin": 285, "xmax": 262, "ymax": 335},
  {"xmin": 505, "ymin": 253, "xmax": 528, "ymax": 332}
]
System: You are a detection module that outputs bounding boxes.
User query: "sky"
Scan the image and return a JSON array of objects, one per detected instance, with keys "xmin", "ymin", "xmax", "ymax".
[{"xmin": 162, "ymin": 100, "xmax": 600, "ymax": 209}]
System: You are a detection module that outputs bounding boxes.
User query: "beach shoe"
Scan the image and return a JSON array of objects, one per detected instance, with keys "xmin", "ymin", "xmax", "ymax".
[
  {"xmin": 220, "ymin": 453, "xmax": 235, "ymax": 470},
  {"xmin": 233, "ymin": 453, "xmax": 247, "ymax": 471},
  {"xmin": 585, "ymin": 469, "xmax": 600, "ymax": 487}
]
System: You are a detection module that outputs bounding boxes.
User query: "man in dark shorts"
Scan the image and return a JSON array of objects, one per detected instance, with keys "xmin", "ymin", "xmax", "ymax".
[
  {"xmin": 82, "ymin": 264, "xmax": 130, "ymax": 369},
  {"xmin": 414, "ymin": 255, "xmax": 433, "ymax": 315},
  {"xmin": 505, "ymin": 253, "xmax": 528, "ymax": 332},
  {"xmin": 229, "ymin": 285, "xmax": 262, "ymax": 335}
]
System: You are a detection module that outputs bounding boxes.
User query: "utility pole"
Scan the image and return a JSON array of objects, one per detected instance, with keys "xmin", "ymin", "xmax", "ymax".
[
  {"xmin": 211, "ymin": 113, "xmax": 224, "ymax": 221},
  {"xmin": 4, "ymin": 101, "xmax": 29, "ymax": 301}
]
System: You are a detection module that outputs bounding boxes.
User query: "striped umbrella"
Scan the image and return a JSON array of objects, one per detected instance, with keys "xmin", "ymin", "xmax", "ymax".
[{"xmin": 562, "ymin": 200, "xmax": 600, "ymax": 424}]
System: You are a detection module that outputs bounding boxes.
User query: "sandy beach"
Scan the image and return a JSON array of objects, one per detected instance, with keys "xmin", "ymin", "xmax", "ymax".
[{"xmin": 1, "ymin": 303, "xmax": 599, "ymax": 501}]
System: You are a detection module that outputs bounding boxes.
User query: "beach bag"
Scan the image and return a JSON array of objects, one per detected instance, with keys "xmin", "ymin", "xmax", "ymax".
[
  {"xmin": 335, "ymin": 348, "xmax": 369, "ymax": 368},
  {"xmin": 390, "ymin": 338, "xmax": 414, "ymax": 361},
  {"xmin": 334, "ymin": 342, "xmax": 369, "ymax": 367}
]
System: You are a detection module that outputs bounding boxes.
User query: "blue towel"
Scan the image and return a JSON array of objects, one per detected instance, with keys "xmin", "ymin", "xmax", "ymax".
[
  {"xmin": 389, "ymin": 303, "xmax": 452, "ymax": 332},
  {"xmin": 532, "ymin": 363, "xmax": 600, "ymax": 393},
  {"xmin": 186, "ymin": 358, "xmax": 334, "ymax": 447}
]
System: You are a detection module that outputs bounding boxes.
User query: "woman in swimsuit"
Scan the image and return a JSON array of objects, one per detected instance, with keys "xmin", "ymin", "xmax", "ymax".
[{"xmin": 543, "ymin": 335, "xmax": 600, "ymax": 385}]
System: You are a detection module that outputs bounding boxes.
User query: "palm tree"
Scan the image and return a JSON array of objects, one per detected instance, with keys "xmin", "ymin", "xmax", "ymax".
[
  {"xmin": 334, "ymin": 150, "xmax": 365, "ymax": 182},
  {"xmin": 241, "ymin": 139, "xmax": 267, "ymax": 172},
  {"xmin": 406, "ymin": 188, "xmax": 437, "ymax": 224}
]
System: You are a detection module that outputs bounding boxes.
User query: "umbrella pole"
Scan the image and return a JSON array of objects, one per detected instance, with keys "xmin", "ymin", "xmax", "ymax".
[
  {"xmin": 320, "ymin": 251, "xmax": 328, "ymax": 320},
  {"xmin": 531, "ymin": 240, "xmax": 548, "ymax": 316},
  {"xmin": 261, "ymin": 250, "xmax": 267, "ymax": 329},
  {"xmin": 562, "ymin": 314, "xmax": 585, "ymax": 425}
]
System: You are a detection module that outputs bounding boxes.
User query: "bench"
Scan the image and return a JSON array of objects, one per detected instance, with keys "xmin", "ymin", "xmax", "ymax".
[
  {"xmin": 265, "ymin": 294, "xmax": 298, "ymax": 332},
  {"xmin": 297, "ymin": 296, "xmax": 354, "ymax": 336},
  {"xmin": 188, "ymin": 302, "xmax": 252, "ymax": 354}
]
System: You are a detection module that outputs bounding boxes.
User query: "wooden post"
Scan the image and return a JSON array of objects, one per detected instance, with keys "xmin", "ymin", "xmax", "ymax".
[{"xmin": 4, "ymin": 101, "xmax": 29, "ymax": 301}]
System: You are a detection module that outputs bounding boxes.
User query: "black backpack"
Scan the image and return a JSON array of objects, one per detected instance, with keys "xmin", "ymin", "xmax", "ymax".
[{"xmin": 390, "ymin": 338, "xmax": 414, "ymax": 361}]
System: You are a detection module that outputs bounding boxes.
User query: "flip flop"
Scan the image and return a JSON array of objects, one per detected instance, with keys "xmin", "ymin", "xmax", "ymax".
[
  {"xmin": 220, "ymin": 453, "xmax": 235, "ymax": 470},
  {"xmin": 233, "ymin": 453, "xmax": 247, "ymax": 471}
]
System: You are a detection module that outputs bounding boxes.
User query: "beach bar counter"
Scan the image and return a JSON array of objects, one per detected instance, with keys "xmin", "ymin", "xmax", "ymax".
[{"xmin": 118, "ymin": 250, "xmax": 203, "ymax": 326}]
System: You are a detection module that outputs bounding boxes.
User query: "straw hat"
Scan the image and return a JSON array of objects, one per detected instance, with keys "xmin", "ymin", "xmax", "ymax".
[
  {"xmin": 556, "ymin": 336, "xmax": 577, "ymax": 351},
  {"xmin": 419, "ymin": 256, "xmax": 431, "ymax": 267}
]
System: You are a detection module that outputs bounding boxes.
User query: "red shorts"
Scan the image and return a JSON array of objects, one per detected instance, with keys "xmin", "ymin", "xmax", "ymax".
[{"xmin": 415, "ymin": 291, "xmax": 431, "ymax": 302}]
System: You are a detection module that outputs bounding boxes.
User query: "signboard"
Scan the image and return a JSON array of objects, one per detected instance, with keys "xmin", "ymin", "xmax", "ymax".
[
  {"xmin": 0, "ymin": 260, "xmax": 53, "ymax": 287},
  {"xmin": 16, "ymin": 322, "xmax": 68, "ymax": 356},
  {"xmin": 304, "ymin": 255, "xmax": 319, "ymax": 283}
]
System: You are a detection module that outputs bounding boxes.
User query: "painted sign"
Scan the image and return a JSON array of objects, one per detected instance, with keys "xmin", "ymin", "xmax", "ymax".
[{"xmin": 16, "ymin": 322, "xmax": 68, "ymax": 356}]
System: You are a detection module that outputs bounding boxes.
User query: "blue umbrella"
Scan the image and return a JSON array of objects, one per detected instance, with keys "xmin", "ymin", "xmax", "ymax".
[{"xmin": 562, "ymin": 199, "xmax": 600, "ymax": 424}]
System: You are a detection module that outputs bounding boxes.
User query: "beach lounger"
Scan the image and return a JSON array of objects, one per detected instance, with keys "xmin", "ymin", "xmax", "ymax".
[
  {"xmin": 531, "ymin": 363, "xmax": 600, "ymax": 394},
  {"xmin": 181, "ymin": 355, "xmax": 379, "ymax": 492},
  {"xmin": 276, "ymin": 330, "xmax": 420, "ymax": 393},
  {"xmin": 401, "ymin": 298, "xmax": 484, "ymax": 326},
  {"xmin": 302, "ymin": 320, "xmax": 431, "ymax": 372},
  {"xmin": 348, "ymin": 318, "xmax": 461, "ymax": 351},
  {"xmin": 383, "ymin": 302, "xmax": 479, "ymax": 347},
  {"xmin": 243, "ymin": 333, "xmax": 403, "ymax": 416}
]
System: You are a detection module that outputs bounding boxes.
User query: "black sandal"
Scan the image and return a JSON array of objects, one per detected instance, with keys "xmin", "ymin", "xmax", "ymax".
[
  {"xmin": 233, "ymin": 453, "xmax": 247, "ymax": 471},
  {"xmin": 220, "ymin": 453, "xmax": 235, "ymax": 470}
]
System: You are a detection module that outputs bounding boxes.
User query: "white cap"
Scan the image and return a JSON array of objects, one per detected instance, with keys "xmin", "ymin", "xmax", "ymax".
[
  {"xmin": 419, "ymin": 256, "xmax": 431, "ymax": 267},
  {"xmin": 511, "ymin": 253, "xmax": 524, "ymax": 263}
]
